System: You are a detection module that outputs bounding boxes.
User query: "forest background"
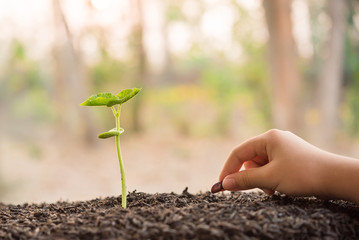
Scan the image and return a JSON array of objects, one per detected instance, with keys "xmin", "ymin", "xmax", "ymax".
[{"xmin": 0, "ymin": 0, "xmax": 358, "ymax": 204}]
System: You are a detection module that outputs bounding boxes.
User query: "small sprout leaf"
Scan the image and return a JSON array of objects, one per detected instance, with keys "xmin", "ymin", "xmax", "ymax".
[
  {"xmin": 118, "ymin": 127, "xmax": 125, "ymax": 135},
  {"xmin": 98, "ymin": 128, "xmax": 124, "ymax": 139},
  {"xmin": 80, "ymin": 93, "xmax": 119, "ymax": 107},
  {"xmin": 116, "ymin": 88, "xmax": 142, "ymax": 104},
  {"xmin": 98, "ymin": 131, "xmax": 118, "ymax": 139}
]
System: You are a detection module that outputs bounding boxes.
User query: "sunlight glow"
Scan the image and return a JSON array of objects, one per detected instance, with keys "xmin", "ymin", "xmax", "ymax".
[
  {"xmin": 91, "ymin": 0, "xmax": 114, "ymax": 10},
  {"xmin": 200, "ymin": 4, "xmax": 234, "ymax": 51},
  {"xmin": 292, "ymin": 0, "xmax": 313, "ymax": 58}
]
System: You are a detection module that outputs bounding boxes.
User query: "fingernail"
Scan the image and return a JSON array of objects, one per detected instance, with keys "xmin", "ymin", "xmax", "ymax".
[
  {"xmin": 211, "ymin": 181, "xmax": 223, "ymax": 193},
  {"xmin": 222, "ymin": 177, "xmax": 236, "ymax": 190}
]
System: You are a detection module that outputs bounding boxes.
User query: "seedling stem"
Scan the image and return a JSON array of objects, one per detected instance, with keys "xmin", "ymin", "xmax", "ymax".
[{"xmin": 112, "ymin": 105, "xmax": 127, "ymax": 208}]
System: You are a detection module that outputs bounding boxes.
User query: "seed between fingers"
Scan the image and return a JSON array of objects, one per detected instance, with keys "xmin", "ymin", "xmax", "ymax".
[{"xmin": 211, "ymin": 181, "xmax": 223, "ymax": 193}]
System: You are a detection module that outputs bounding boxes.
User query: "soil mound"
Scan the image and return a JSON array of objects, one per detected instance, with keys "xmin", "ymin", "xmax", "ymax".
[{"xmin": 1, "ymin": 189, "xmax": 359, "ymax": 239}]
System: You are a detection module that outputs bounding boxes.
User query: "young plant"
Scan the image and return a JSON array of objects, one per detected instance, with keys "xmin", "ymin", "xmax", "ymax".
[{"xmin": 80, "ymin": 88, "xmax": 141, "ymax": 208}]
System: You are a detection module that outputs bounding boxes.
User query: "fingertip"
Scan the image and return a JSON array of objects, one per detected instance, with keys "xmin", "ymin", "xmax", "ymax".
[
  {"xmin": 222, "ymin": 177, "xmax": 237, "ymax": 190},
  {"xmin": 219, "ymin": 134, "xmax": 269, "ymax": 184},
  {"xmin": 261, "ymin": 188, "xmax": 275, "ymax": 196}
]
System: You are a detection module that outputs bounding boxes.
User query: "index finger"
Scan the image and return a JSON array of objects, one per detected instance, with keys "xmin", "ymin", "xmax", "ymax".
[{"xmin": 219, "ymin": 133, "xmax": 269, "ymax": 181}]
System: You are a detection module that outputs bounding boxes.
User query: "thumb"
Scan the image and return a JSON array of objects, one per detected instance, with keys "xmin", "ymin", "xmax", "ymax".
[{"xmin": 222, "ymin": 166, "xmax": 272, "ymax": 191}]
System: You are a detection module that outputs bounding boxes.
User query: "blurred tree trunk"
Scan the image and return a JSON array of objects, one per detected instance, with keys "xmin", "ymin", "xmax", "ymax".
[
  {"xmin": 52, "ymin": 0, "xmax": 96, "ymax": 144},
  {"xmin": 161, "ymin": 0, "xmax": 175, "ymax": 84},
  {"xmin": 263, "ymin": 0, "xmax": 301, "ymax": 131},
  {"xmin": 161, "ymin": 15, "xmax": 174, "ymax": 84},
  {"xmin": 316, "ymin": 0, "xmax": 347, "ymax": 145},
  {"xmin": 130, "ymin": 0, "xmax": 146, "ymax": 132}
]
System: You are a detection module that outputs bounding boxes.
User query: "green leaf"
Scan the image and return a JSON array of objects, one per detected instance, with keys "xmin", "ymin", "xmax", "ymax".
[
  {"xmin": 98, "ymin": 128, "xmax": 124, "ymax": 139},
  {"xmin": 81, "ymin": 88, "xmax": 141, "ymax": 107},
  {"xmin": 80, "ymin": 93, "xmax": 119, "ymax": 107},
  {"xmin": 116, "ymin": 88, "xmax": 142, "ymax": 104}
]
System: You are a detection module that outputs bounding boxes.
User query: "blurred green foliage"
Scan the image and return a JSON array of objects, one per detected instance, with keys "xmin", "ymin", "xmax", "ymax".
[
  {"xmin": 343, "ymin": 5, "xmax": 359, "ymax": 137},
  {"xmin": 0, "ymin": 41, "xmax": 54, "ymax": 129},
  {"xmin": 91, "ymin": 50, "xmax": 127, "ymax": 92},
  {"xmin": 1, "ymin": 0, "xmax": 359, "ymax": 142}
]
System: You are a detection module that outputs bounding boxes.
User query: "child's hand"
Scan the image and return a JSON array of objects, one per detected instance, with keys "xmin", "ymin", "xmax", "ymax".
[{"xmin": 213, "ymin": 129, "xmax": 359, "ymax": 204}]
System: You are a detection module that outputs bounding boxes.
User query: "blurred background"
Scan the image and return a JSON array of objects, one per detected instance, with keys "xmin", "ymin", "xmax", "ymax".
[{"xmin": 0, "ymin": 0, "xmax": 359, "ymax": 204}]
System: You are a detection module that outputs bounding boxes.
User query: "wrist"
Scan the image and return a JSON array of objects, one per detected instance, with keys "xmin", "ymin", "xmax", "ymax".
[{"xmin": 320, "ymin": 153, "xmax": 359, "ymax": 204}]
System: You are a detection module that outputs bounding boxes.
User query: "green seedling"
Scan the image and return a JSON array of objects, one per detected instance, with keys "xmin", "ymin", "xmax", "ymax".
[{"xmin": 80, "ymin": 88, "xmax": 141, "ymax": 208}]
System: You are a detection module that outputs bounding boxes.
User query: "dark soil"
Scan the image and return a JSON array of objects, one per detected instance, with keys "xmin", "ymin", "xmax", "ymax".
[{"xmin": 1, "ymin": 188, "xmax": 359, "ymax": 239}]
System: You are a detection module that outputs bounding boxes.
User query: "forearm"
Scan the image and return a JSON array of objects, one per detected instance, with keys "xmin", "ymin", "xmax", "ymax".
[{"xmin": 320, "ymin": 153, "xmax": 359, "ymax": 205}]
